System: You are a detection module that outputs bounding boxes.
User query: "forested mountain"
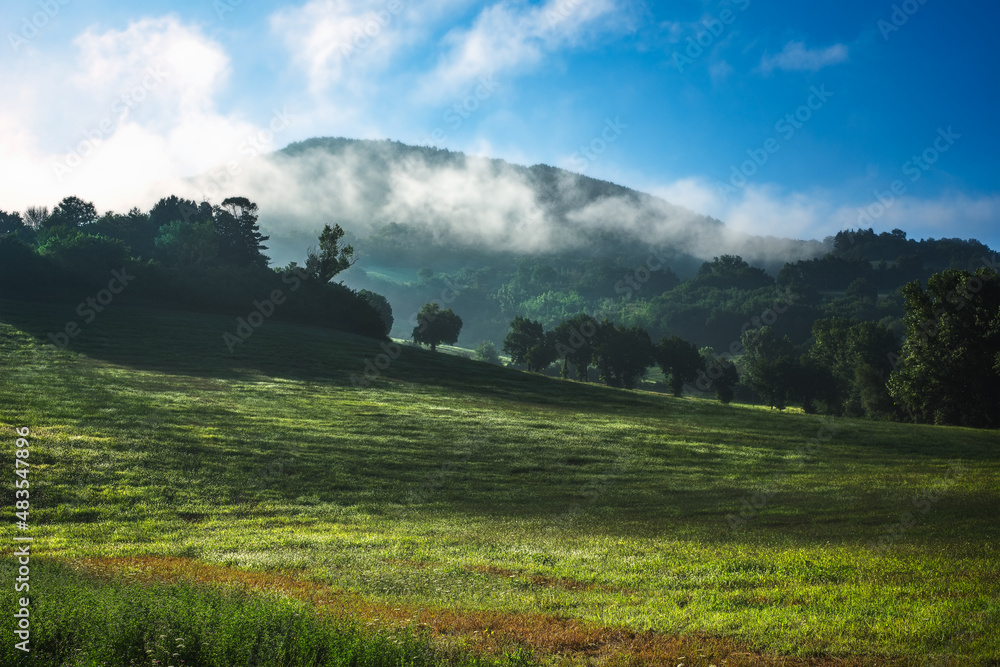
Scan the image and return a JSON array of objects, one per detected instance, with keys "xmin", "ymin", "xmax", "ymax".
[
  {"xmin": 184, "ymin": 137, "xmax": 986, "ymax": 351},
  {"xmin": 209, "ymin": 137, "xmax": 827, "ymax": 273},
  {"xmin": 2, "ymin": 137, "xmax": 996, "ymax": 425},
  {"xmin": 344, "ymin": 222, "xmax": 992, "ymax": 351}
]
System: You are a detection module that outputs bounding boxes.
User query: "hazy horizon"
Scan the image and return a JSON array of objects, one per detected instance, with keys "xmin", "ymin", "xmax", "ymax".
[{"xmin": 2, "ymin": 0, "xmax": 997, "ymax": 252}]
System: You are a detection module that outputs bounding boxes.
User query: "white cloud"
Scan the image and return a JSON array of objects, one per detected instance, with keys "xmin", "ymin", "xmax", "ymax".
[
  {"xmin": 760, "ymin": 40, "xmax": 848, "ymax": 73},
  {"xmin": 420, "ymin": 0, "xmax": 633, "ymax": 101},
  {"xmin": 650, "ymin": 178, "xmax": 719, "ymax": 218},
  {"xmin": 270, "ymin": 0, "xmax": 412, "ymax": 93},
  {"xmin": 725, "ymin": 185, "xmax": 834, "ymax": 239},
  {"xmin": 650, "ymin": 176, "xmax": 999, "ymax": 256},
  {"xmin": 609, "ymin": 174, "xmax": 993, "ymax": 254},
  {"xmin": 71, "ymin": 17, "xmax": 229, "ymax": 118},
  {"xmin": 830, "ymin": 191, "xmax": 1000, "ymax": 241},
  {"xmin": 0, "ymin": 16, "xmax": 282, "ymax": 213},
  {"xmin": 270, "ymin": 0, "xmax": 483, "ymax": 96}
]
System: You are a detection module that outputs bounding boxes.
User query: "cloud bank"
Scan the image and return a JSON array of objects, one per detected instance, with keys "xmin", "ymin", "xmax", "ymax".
[
  {"xmin": 177, "ymin": 139, "xmax": 836, "ymax": 267},
  {"xmin": 0, "ymin": 16, "xmax": 262, "ymax": 211}
]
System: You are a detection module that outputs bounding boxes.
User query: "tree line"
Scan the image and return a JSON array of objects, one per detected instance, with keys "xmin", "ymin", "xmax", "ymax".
[
  {"xmin": 350, "ymin": 224, "xmax": 992, "ymax": 351},
  {"xmin": 454, "ymin": 262, "xmax": 996, "ymax": 428},
  {"xmin": 0, "ymin": 195, "xmax": 392, "ymax": 341},
  {"xmin": 3, "ymin": 196, "xmax": 997, "ymax": 428}
]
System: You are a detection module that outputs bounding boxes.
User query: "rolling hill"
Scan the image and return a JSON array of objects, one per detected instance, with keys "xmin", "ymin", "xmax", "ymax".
[{"xmin": 1, "ymin": 297, "xmax": 997, "ymax": 665}]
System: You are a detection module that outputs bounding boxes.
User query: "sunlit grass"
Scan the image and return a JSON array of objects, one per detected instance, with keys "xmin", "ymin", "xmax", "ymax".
[
  {"xmin": 1, "ymin": 299, "xmax": 998, "ymax": 665},
  {"xmin": 0, "ymin": 558, "xmax": 537, "ymax": 667}
]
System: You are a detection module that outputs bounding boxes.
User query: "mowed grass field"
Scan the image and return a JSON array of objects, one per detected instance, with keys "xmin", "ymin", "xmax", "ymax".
[{"xmin": 1, "ymin": 298, "xmax": 998, "ymax": 666}]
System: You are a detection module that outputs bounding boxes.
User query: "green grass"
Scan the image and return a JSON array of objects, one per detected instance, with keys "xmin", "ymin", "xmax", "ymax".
[
  {"xmin": 0, "ymin": 558, "xmax": 535, "ymax": 667},
  {"xmin": 1, "ymin": 299, "xmax": 998, "ymax": 665}
]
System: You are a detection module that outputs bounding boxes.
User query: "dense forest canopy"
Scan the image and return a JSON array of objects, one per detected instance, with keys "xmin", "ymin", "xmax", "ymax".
[
  {"xmin": 343, "ymin": 219, "xmax": 993, "ymax": 351},
  {"xmin": 0, "ymin": 195, "xmax": 387, "ymax": 341}
]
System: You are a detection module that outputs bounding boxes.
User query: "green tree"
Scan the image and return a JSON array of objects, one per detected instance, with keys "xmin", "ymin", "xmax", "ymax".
[
  {"xmin": 503, "ymin": 316, "xmax": 555, "ymax": 372},
  {"xmin": 551, "ymin": 313, "xmax": 598, "ymax": 381},
  {"xmin": 0, "ymin": 210, "xmax": 35, "ymax": 245},
  {"xmin": 307, "ymin": 224, "xmax": 355, "ymax": 283},
  {"xmin": 496, "ymin": 282, "xmax": 528, "ymax": 319},
  {"xmin": 213, "ymin": 196, "xmax": 269, "ymax": 267},
  {"xmin": 715, "ymin": 361, "xmax": 739, "ymax": 404},
  {"xmin": 592, "ymin": 322, "xmax": 654, "ymax": 389},
  {"xmin": 698, "ymin": 352, "xmax": 742, "ymax": 404},
  {"xmin": 91, "ymin": 207, "xmax": 156, "ymax": 259},
  {"xmin": 887, "ymin": 268, "xmax": 1000, "ymax": 427},
  {"xmin": 854, "ymin": 362, "xmax": 897, "ymax": 420},
  {"xmin": 522, "ymin": 290, "xmax": 588, "ymax": 329},
  {"xmin": 788, "ymin": 358, "xmax": 836, "ymax": 415},
  {"xmin": 44, "ymin": 196, "xmax": 97, "ymax": 229},
  {"xmin": 150, "ymin": 196, "xmax": 211, "ymax": 230},
  {"xmin": 807, "ymin": 318, "xmax": 898, "ymax": 417},
  {"xmin": 696, "ymin": 254, "xmax": 774, "ymax": 290},
  {"xmin": 357, "ymin": 289, "xmax": 393, "ymax": 337},
  {"xmin": 655, "ymin": 335, "xmax": 704, "ymax": 396},
  {"xmin": 412, "ymin": 303, "xmax": 463, "ymax": 352},
  {"xmin": 846, "ymin": 277, "xmax": 878, "ymax": 302},
  {"xmin": 740, "ymin": 326, "xmax": 797, "ymax": 409},
  {"xmin": 37, "ymin": 230, "xmax": 130, "ymax": 281},
  {"xmin": 0, "ymin": 210, "xmax": 24, "ymax": 236},
  {"xmin": 154, "ymin": 220, "xmax": 218, "ymax": 267}
]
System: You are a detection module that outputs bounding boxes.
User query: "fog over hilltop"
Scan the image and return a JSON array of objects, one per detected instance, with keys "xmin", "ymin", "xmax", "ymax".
[{"xmin": 184, "ymin": 137, "xmax": 829, "ymax": 270}]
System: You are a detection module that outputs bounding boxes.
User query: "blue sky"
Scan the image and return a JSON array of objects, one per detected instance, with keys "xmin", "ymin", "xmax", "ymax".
[{"xmin": 2, "ymin": 0, "xmax": 997, "ymax": 249}]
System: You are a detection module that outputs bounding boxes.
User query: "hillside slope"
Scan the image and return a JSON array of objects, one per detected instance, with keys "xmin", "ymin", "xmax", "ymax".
[{"xmin": 1, "ymin": 298, "xmax": 998, "ymax": 663}]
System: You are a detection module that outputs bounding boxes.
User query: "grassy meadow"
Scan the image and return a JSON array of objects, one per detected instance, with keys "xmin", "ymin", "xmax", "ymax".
[{"xmin": 1, "ymin": 298, "xmax": 998, "ymax": 666}]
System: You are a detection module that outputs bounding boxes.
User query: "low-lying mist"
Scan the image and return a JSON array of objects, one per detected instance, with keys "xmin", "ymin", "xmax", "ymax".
[{"xmin": 181, "ymin": 137, "xmax": 828, "ymax": 270}]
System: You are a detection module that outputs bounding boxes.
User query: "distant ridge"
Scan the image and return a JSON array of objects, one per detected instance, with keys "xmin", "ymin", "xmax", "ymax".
[{"xmin": 193, "ymin": 136, "xmax": 829, "ymax": 271}]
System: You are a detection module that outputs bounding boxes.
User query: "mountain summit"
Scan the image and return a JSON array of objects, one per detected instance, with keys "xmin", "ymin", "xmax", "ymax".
[{"xmin": 189, "ymin": 137, "xmax": 827, "ymax": 269}]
